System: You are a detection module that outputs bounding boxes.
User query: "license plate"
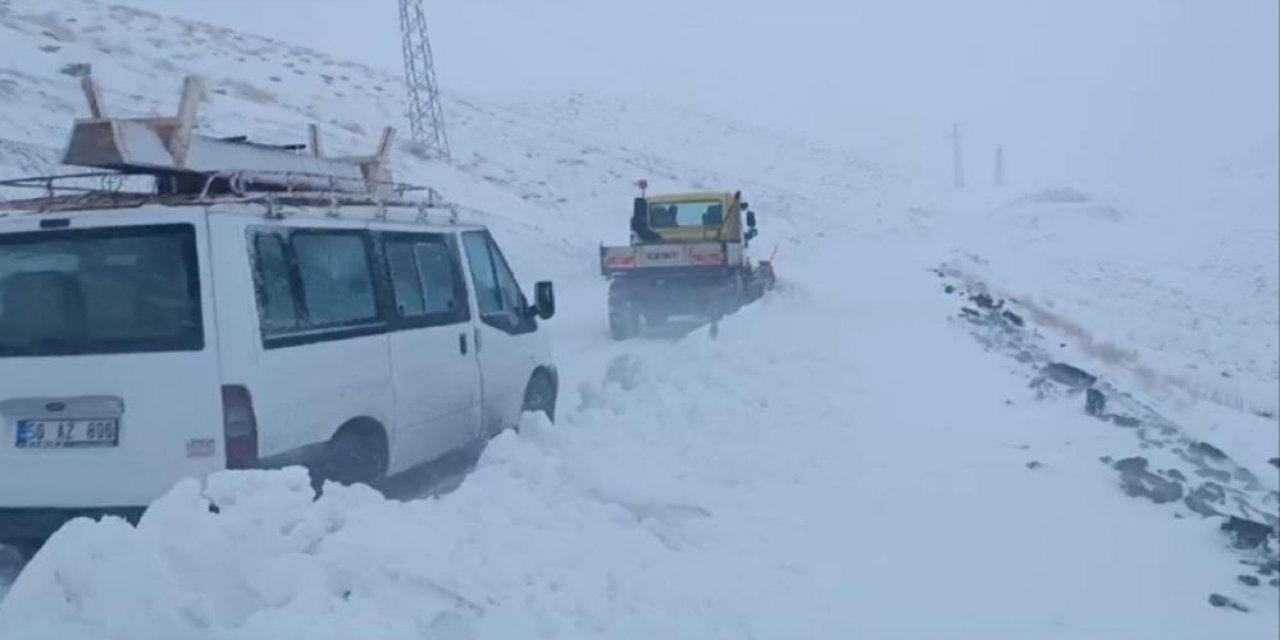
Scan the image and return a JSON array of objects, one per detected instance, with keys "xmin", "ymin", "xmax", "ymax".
[{"xmin": 15, "ymin": 418, "xmax": 119, "ymax": 449}]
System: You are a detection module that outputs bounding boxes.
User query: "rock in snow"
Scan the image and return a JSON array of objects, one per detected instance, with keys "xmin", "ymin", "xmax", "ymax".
[
  {"xmin": 1221, "ymin": 516, "xmax": 1277, "ymax": 551},
  {"xmin": 1208, "ymin": 593, "xmax": 1249, "ymax": 612},
  {"xmin": 1042, "ymin": 363, "xmax": 1098, "ymax": 389},
  {"xmin": 1113, "ymin": 457, "xmax": 1185, "ymax": 504}
]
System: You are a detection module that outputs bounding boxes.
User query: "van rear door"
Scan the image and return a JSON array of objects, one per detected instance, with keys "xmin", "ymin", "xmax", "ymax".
[{"xmin": 0, "ymin": 209, "xmax": 223, "ymax": 510}]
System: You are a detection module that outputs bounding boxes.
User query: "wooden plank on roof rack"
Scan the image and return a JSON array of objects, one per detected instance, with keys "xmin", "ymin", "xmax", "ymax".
[
  {"xmin": 57, "ymin": 74, "xmax": 398, "ymax": 195},
  {"xmin": 169, "ymin": 75, "xmax": 203, "ymax": 168},
  {"xmin": 308, "ymin": 124, "xmax": 324, "ymax": 158},
  {"xmin": 80, "ymin": 76, "xmax": 105, "ymax": 118}
]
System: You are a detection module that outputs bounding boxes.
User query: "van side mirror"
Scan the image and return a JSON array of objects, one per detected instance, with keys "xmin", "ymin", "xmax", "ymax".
[
  {"xmin": 746, "ymin": 210, "xmax": 756, "ymax": 228},
  {"xmin": 533, "ymin": 281, "xmax": 556, "ymax": 320}
]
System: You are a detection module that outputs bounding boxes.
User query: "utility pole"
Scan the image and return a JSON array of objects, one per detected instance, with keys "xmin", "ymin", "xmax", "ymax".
[
  {"xmin": 948, "ymin": 123, "xmax": 965, "ymax": 189},
  {"xmin": 399, "ymin": 0, "xmax": 451, "ymax": 160},
  {"xmin": 995, "ymin": 144, "xmax": 1005, "ymax": 188}
]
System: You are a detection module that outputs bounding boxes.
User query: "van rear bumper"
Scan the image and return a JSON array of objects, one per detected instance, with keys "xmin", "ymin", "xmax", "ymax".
[{"xmin": 0, "ymin": 506, "xmax": 145, "ymax": 545}]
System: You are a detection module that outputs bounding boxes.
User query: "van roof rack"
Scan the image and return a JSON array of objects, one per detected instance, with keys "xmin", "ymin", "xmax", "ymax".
[{"xmin": 0, "ymin": 73, "xmax": 457, "ymax": 223}]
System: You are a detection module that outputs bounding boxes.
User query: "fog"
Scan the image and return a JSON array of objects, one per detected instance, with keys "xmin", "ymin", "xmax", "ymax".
[{"xmin": 117, "ymin": 0, "xmax": 1278, "ymax": 190}]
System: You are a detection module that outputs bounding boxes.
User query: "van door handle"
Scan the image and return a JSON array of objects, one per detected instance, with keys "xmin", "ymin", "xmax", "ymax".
[{"xmin": 459, "ymin": 333, "xmax": 468, "ymax": 355}]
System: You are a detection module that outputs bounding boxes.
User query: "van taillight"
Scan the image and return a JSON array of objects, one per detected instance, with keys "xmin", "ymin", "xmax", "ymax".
[{"xmin": 221, "ymin": 385, "xmax": 258, "ymax": 469}]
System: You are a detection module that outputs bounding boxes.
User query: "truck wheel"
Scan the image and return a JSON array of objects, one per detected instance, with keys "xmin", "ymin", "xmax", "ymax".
[
  {"xmin": 608, "ymin": 281, "xmax": 639, "ymax": 340},
  {"xmin": 713, "ymin": 272, "xmax": 745, "ymax": 317},
  {"xmin": 610, "ymin": 310, "xmax": 639, "ymax": 340}
]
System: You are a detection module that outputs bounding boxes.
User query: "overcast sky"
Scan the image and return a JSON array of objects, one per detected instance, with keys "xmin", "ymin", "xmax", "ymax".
[{"xmin": 114, "ymin": 0, "xmax": 1278, "ymax": 190}]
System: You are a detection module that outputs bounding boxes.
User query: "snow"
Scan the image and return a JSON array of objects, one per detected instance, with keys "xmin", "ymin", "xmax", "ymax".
[
  {"xmin": 3, "ymin": 243, "xmax": 1275, "ymax": 640},
  {"xmin": 108, "ymin": 0, "xmax": 1280, "ymax": 190},
  {"xmin": 1, "ymin": 0, "xmax": 1278, "ymax": 637},
  {"xmin": 3, "ymin": 236, "xmax": 1277, "ymax": 639},
  {"xmin": 939, "ymin": 175, "xmax": 1280, "ymax": 426}
]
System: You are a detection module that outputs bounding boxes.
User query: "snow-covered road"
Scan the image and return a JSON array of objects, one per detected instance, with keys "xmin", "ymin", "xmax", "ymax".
[{"xmin": 2, "ymin": 228, "xmax": 1274, "ymax": 639}]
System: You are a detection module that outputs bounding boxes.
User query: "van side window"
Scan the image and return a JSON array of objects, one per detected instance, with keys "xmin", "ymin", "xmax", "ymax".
[
  {"xmin": 386, "ymin": 239, "xmax": 427, "ymax": 316},
  {"xmin": 487, "ymin": 237, "xmax": 526, "ymax": 318},
  {"xmin": 415, "ymin": 239, "xmax": 468, "ymax": 318},
  {"xmin": 252, "ymin": 234, "xmax": 299, "ymax": 333},
  {"xmin": 461, "ymin": 230, "xmax": 534, "ymax": 335},
  {"xmin": 384, "ymin": 233, "xmax": 470, "ymax": 327},
  {"xmin": 292, "ymin": 232, "xmax": 378, "ymax": 327},
  {"xmin": 461, "ymin": 231, "xmax": 504, "ymax": 315},
  {"xmin": 0, "ymin": 224, "xmax": 203, "ymax": 357}
]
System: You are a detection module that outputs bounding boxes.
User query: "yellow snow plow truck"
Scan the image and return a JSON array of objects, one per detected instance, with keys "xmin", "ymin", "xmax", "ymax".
[{"xmin": 600, "ymin": 186, "xmax": 776, "ymax": 340}]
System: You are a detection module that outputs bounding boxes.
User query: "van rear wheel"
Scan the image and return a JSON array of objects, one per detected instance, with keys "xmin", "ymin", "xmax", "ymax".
[
  {"xmin": 318, "ymin": 422, "xmax": 389, "ymax": 488},
  {"xmin": 0, "ymin": 543, "xmax": 32, "ymax": 583}
]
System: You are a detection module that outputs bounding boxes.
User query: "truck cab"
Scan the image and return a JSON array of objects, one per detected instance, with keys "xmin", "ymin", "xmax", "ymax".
[{"xmin": 629, "ymin": 191, "xmax": 758, "ymax": 247}]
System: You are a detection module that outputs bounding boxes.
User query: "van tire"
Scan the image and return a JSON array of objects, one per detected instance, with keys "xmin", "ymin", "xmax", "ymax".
[
  {"xmin": 0, "ymin": 543, "xmax": 32, "ymax": 582},
  {"xmin": 521, "ymin": 369, "xmax": 558, "ymax": 426},
  {"xmin": 318, "ymin": 419, "xmax": 389, "ymax": 488}
]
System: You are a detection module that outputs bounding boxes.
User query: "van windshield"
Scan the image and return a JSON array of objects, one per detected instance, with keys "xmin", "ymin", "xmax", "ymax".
[{"xmin": 0, "ymin": 223, "xmax": 203, "ymax": 357}]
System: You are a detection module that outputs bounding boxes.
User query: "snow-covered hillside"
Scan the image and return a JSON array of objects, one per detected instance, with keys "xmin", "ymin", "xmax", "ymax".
[
  {"xmin": 941, "ymin": 176, "xmax": 1279, "ymax": 448},
  {"xmin": 0, "ymin": 1, "xmax": 1276, "ymax": 638}
]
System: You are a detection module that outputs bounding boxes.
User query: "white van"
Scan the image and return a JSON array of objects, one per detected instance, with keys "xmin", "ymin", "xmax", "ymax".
[
  {"xmin": 0, "ymin": 197, "xmax": 558, "ymax": 547},
  {"xmin": 0, "ymin": 197, "xmax": 558, "ymax": 546},
  {"xmin": 0, "ymin": 77, "xmax": 558, "ymax": 549}
]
